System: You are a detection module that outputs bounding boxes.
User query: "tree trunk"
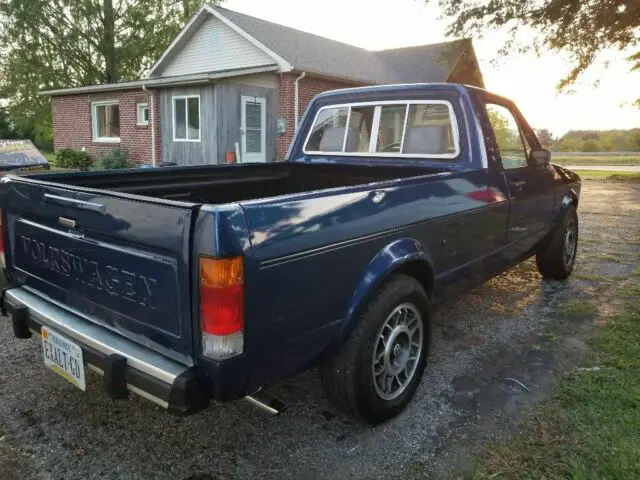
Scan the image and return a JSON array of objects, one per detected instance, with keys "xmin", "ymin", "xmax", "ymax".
[{"xmin": 103, "ymin": 0, "xmax": 117, "ymax": 82}]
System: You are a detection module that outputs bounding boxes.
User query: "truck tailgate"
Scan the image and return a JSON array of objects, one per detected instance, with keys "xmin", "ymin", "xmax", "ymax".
[{"xmin": 1, "ymin": 177, "xmax": 196, "ymax": 364}]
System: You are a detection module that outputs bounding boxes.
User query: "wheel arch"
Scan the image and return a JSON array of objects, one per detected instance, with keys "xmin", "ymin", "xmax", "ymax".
[
  {"xmin": 553, "ymin": 187, "xmax": 580, "ymax": 228},
  {"xmin": 337, "ymin": 238, "xmax": 434, "ymax": 345},
  {"xmin": 564, "ymin": 187, "xmax": 579, "ymax": 209}
]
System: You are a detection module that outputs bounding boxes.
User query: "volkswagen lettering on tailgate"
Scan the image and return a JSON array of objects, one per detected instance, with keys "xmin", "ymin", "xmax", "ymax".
[{"xmin": 20, "ymin": 234, "xmax": 157, "ymax": 308}]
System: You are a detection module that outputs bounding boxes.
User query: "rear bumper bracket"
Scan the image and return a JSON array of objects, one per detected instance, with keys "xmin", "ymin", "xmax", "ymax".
[
  {"xmin": 7, "ymin": 303, "xmax": 31, "ymax": 339},
  {"xmin": 104, "ymin": 354, "xmax": 129, "ymax": 400}
]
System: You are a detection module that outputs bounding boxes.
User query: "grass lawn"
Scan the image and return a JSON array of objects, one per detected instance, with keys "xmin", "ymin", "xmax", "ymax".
[
  {"xmin": 43, "ymin": 152, "xmax": 56, "ymax": 164},
  {"xmin": 573, "ymin": 170, "xmax": 640, "ymax": 182},
  {"xmin": 552, "ymin": 154, "xmax": 640, "ymax": 166},
  {"xmin": 470, "ymin": 284, "xmax": 640, "ymax": 479}
]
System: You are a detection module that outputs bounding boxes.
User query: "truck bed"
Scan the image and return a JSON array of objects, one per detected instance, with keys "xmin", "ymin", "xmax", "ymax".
[
  {"xmin": 3, "ymin": 162, "xmax": 444, "ymax": 365},
  {"xmin": 33, "ymin": 163, "xmax": 439, "ymax": 204}
]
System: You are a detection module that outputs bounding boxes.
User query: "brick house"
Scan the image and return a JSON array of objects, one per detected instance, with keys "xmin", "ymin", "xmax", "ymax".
[{"xmin": 41, "ymin": 4, "xmax": 485, "ymax": 166}]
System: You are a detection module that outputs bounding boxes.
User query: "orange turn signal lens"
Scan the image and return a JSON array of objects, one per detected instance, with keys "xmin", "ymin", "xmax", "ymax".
[{"xmin": 200, "ymin": 256, "xmax": 243, "ymax": 288}]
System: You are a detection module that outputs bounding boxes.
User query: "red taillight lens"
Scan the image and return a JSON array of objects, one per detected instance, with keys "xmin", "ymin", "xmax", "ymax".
[
  {"xmin": 200, "ymin": 282, "xmax": 244, "ymax": 335},
  {"xmin": 199, "ymin": 256, "xmax": 244, "ymax": 359}
]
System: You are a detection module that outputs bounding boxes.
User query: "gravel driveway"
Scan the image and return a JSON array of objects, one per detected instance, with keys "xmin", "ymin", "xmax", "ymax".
[{"xmin": 1, "ymin": 180, "xmax": 639, "ymax": 480}]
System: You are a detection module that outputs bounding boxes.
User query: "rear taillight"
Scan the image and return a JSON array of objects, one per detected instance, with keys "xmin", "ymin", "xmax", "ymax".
[{"xmin": 199, "ymin": 256, "xmax": 244, "ymax": 360}]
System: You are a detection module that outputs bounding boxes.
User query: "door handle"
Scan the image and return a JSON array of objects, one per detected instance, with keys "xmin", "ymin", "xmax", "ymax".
[{"xmin": 509, "ymin": 179, "xmax": 526, "ymax": 188}]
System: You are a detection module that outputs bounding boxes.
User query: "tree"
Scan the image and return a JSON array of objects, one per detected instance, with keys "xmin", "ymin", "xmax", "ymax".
[
  {"xmin": 535, "ymin": 128, "xmax": 553, "ymax": 149},
  {"xmin": 632, "ymin": 129, "xmax": 640, "ymax": 151},
  {"xmin": 487, "ymin": 108, "xmax": 510, "ymax": 146},
  {"xmin": 428, "ymin": 0, "xmax": 640, "ymax": 104},
  {"xmin": 0, "ymin": 108, "xmax": 17, "ymax": 139},
  {"xmin": 0, "ymin": 0, "xmax": 219, "ymax": 148}
]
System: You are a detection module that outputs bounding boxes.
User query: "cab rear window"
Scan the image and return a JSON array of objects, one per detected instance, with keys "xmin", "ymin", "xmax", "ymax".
[{"xmin": 303, "ymin": 100, "xmax": 459, "ymax": 159}]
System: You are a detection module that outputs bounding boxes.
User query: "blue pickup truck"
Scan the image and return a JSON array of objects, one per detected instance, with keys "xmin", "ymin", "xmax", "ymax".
[{"xmin": 0, "ymin": 84, "xmax": 580, "ymax": 424}]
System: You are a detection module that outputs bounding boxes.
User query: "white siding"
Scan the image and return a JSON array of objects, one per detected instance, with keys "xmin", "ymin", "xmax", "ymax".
[
  {"xmin": 218, "ymin": 72, "xmax": 278, "ymax": 89},
  {"xmin": 159, "ymin": 16, "xmax": 275, "ymax": 78}
]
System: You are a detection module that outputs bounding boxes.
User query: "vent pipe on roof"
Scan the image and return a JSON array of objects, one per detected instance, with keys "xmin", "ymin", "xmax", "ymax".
[{"xmin": 294, "ymin": 71, "xmax": 306, "ymax": 130}]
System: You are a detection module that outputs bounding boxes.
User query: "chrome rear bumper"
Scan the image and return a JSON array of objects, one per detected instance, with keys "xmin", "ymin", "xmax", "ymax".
[{"xmin": 2, "ymin": 286, "xmax": 208, "ymax": 415}]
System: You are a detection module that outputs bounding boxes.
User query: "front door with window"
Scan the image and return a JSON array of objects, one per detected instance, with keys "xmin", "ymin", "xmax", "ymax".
[
  {"xmin": 484, "ymin": 101, "xmax": 555, "ymax": 259},
  {"xmin": 241, "ymin": 96, "xmax": 266, "ymax": 163}
]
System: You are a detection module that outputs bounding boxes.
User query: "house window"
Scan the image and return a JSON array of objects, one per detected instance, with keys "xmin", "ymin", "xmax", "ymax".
[
  {"xmin": 92, "ymin": 101, "xmax": 120, "ymax": 143},
  {"xmin": 137, "ymin": 102, "xmax": 149, "ymax": 126},
  {"xmin": 173, "ymin": 96, "xmax": 200, "ymax": 142}
]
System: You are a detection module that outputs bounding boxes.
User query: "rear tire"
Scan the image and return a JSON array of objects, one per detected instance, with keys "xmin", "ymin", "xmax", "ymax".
[
  {"xmin": 320, "ymin": 274, "xmax": 430, "ymax": 425},
  {"xmin": 536, "ymin": 206, "xmax": 578, "ymax": 279}
]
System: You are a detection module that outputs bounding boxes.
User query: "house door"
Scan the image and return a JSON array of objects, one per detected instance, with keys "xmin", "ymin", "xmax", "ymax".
[{"xmin": 241, "ymin": 96, "xmax": 267, "ymax": 163}]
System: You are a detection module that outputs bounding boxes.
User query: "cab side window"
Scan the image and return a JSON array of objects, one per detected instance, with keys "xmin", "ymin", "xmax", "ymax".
[{"xmin": 485, "ymin": 104, "xmax": 529, "ymax": 169}]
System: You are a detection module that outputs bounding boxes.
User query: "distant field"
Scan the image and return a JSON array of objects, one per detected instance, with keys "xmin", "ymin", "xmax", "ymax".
[
  {"xmin": 573, "ymin": 170, "xmax": 640, "ymax": 182},
  {"xmin": 552, "ymin": 154, "xmax": 640, "ymax": 166}
]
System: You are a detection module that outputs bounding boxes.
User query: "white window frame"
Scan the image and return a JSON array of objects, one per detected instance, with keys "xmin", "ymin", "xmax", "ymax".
[
  {"xmin": 136, "ymin": 102, "xmax": 149, "ymax": 126},
  {"xmin": 91, "ymin": 100, "xmax": 120, "ymax": 143},
  {"xmin": 302, "ymin": 99, "xmax": 460, "ymax": 159},
  {"xmin": 172, "ymin": 95, "xmax": 201, "ymax": 142}
]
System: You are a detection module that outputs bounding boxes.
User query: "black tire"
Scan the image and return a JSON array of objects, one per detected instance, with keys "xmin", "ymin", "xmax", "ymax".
[
  {"xmin": 320, "ymin": 274, "xmax": 431, "ymax": 425},
  {"xmin": 536, "ymin": 206, "xmax": 578, "ymax": 279}
]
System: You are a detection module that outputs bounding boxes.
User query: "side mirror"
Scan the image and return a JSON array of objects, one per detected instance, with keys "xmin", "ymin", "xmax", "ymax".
[{"xmin": 530, "ymin": 149, "xmax": 550, "ymax": 166}]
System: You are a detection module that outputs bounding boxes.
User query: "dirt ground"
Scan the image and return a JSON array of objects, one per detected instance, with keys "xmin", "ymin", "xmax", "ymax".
[{"xmin": 1, "ymin": 180, "xmax": 638, "ymax": 480}]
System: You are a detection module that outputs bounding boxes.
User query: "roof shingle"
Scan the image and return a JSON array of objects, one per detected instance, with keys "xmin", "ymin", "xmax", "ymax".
[{"xmin": 215, "ymin": 7, "xmax": 472, "ymax": 84}]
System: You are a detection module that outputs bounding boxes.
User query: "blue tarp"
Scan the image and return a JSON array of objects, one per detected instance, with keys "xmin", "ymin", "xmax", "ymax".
[{"xmin": 0, "ymin": 140, "xmax": 50, "ymax": 172}]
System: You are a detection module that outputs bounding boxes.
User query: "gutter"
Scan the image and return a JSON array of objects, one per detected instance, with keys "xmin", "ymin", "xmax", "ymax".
[
  {"xmin": 293, "ymin": 71, "xmax": 306, "ymax": 130},
  {"xmin": 39, "ymin": 65, "xmax": 279, "ymax": 96},
  {"xmin": 142, "ymin": 85, "xmax": 157, "ymax": 167}
]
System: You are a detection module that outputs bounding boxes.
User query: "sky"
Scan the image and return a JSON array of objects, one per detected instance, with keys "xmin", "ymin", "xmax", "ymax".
[{"xmin": 224, "ymin": 0, "xmax": 640, "ymax": 137}]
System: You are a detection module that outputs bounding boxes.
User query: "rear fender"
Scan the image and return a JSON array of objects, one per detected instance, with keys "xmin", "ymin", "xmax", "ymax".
[{"xmin": 339, "ymin": 237, "xmax": 433, "ymax": 342}]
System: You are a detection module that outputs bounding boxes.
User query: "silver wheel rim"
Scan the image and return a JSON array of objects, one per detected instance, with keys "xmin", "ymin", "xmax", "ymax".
[
  {"xmin": 372, "ymin": 303, "xmax": 423, "ymax": 401},
  {"xmin": 564, "ymin": 219, "xmax": 577, "ymax": 267}
]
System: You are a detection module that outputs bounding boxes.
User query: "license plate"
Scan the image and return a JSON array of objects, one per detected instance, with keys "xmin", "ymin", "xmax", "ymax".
[{"xmin": 41, "ymin": 327, "xmax": 86, "ymax": 391}]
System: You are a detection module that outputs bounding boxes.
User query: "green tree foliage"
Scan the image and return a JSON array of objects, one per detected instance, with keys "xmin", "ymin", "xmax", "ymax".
[
  {"xmin": 428, "ymin": 0, "xmax": 640, "ymax": 104},
  {"xmin": 0, "ymin": 108, "xmax": 16, "ymax": 139},
  {"xmin": 0, "ymin": 0, "xmax": 217, "ymax": 149},
  {"xmin": 632, "ymin": 129, "xmax": 640, "ymax": 150},
  {"xmin": 487, "ymin": 108, "xmax": 510, "ymax": 146},
  {"xmin": 554, "ymin": 129, "xmax": 640, "ymax": 152},
  {"xmin": 536, "ymin": 128, "xmax": 553, "ymax": 149}
]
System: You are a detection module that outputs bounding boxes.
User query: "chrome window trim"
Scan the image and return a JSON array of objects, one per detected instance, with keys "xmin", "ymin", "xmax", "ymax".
[
  {"xmin": 302, "ymin": 99, "xmax": 460, "ymax": 159},
  {"xmin": 368, "ymin": 106, "xmax": 382, "ymax": 153}
]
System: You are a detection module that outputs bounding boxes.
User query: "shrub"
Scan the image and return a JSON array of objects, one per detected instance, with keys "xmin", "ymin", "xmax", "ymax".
[
  {"xmin": 55, "ymin": 149, "xmax": 93, "ymax": 170},
  {"xmin": 93, "ymin": 148, "xmax": 132, "ymax": 170}
]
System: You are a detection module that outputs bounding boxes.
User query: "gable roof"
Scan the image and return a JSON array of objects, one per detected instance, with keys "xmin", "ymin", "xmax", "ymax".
[{"xmin": 149, "ymin": 5, "xmax": 479, "ymax": 85}]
